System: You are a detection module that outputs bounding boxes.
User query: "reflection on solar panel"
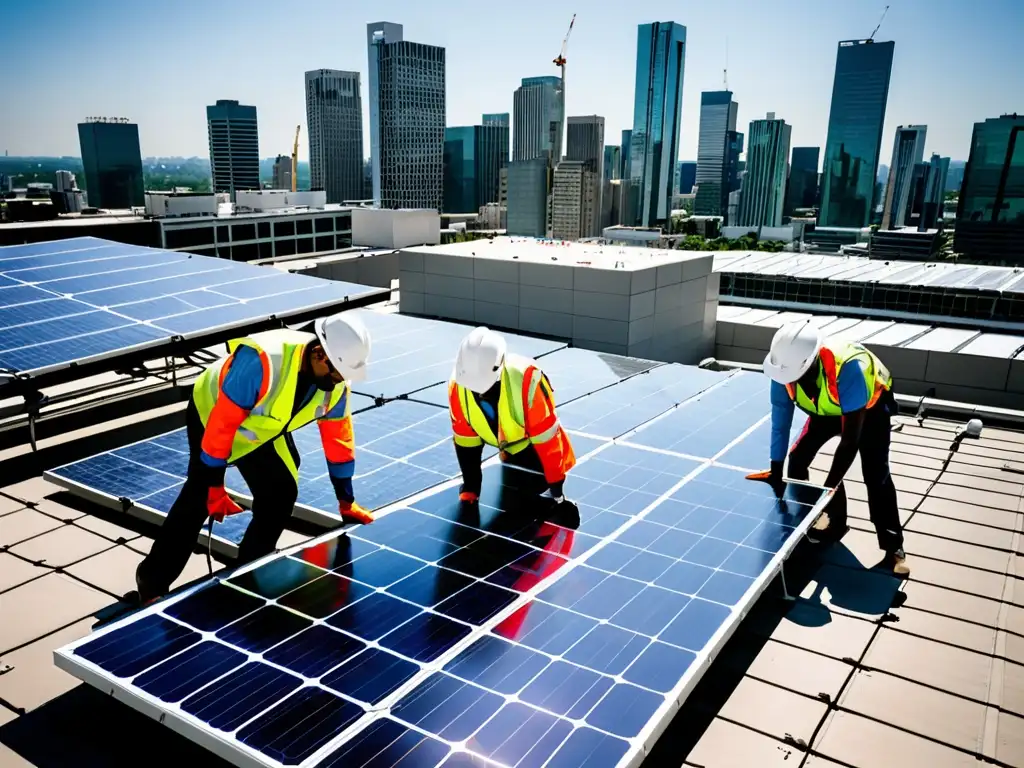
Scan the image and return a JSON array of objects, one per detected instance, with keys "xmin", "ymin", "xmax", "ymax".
[
  {"xmin": 53, "ymin": 348, "xmax": 828, "ymax": 766},
  {"xmin": 0, "ymin": 237, "xmax": 387, "ymax": 388}
]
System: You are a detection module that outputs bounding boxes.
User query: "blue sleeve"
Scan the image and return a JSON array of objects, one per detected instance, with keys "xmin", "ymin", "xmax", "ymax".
[
  {"xmin": 837, "ymin": 359, "xmax": 870, "ymax": 414},
  {"xmin": 323, "ymin": 388, "xmax": 348, "ymax": 420},
  {"xmin": 769, "ymin": 380, "xmax": 795, "ymax": 463},
  {"xmin": 199, "ymin": 346, "xmax": 264, "ymax": 468}
]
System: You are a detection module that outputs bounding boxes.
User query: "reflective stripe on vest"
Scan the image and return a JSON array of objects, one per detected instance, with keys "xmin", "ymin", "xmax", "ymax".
[
  {"xmin": 192, "ymin": 329, "xmax": 344, "ymax": 471},
  {"xmin": 785, "ymin": 341, "xmax": 892, "ymax": 417},
  {"xmin": 454, "ymin": 354, "xmax": 544, "ymax": 454}
]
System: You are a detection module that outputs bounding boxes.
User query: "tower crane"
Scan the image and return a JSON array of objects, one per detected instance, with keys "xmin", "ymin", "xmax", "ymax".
[
  {"xmin": 291, "ymin": 125, "xmax": 300, "ymax": 193},
  {"xmin": 552, "ymin": 14, "xmax": 575, "ymax": 76},
  {"xmin": 868, "ymin": 4, "xmax": 890, "ymax": 41},
  {"xmin": 553, "ymin": 14, "xmax": 575, "ymax": 160}
]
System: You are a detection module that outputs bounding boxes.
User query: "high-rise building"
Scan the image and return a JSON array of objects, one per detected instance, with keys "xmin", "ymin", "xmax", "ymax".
[
  {"xmin": 206, "ymin": 100, "xmax": 259, "ymax": 199},
  {"xmin": 483, "ymin": 113, "xmax": 510, "ymax": 127},
  {"xmin": 694, "ymin": 90, "xmax": 738, "ymax": 217},
  {"xmin": 916, "ymin": 153, "xmax": 949, "ymax": 230},
  {"xmin": 677, "ymin": 161, "xmax": 697, "ymax": 195},
  {"xmin": 725, "ymin": 131, "xmax": 744, "ymax": 196},
  {"xmin": 272, "ymin": 155, "xmax": 292, "ymax": 191},
  {"xmin": 566, "ymin": 115, "xmax": 604, "ymax": 237},
  {"xmin": 367, "ymin": 21, "xmax": 403, "ymax": 206},
  {"xmin": 305, "ymin": 69, "xmax": 364, "ymax": 204},
  {"xmin": 628, "ymin": 21, "xmax": 687, "ymax": 227},
  {"xmin": 737, "ymin": 113, "xmax": 791, "ymax": 228},
  {"xmin": 954, "ymin": 114, "xmax": 1024, "ymax": 261},
  {"xmin": 375, "ymin": 37, "xmax": 446, "ymax": 210},
  {"xmin": 512, "ymin": 76, "xmax": 563, "ymax": 163},
  {"xmin": 443, "ymin": 123, "xmax": 509, "ymax": 213},
  {"xmin": 604, "ymin": 146, "xmax": 621, "ymax": 183},
  {"xmin": 620, "ymin": 129, "xmax": 632, "ymax": 179},
  {"xmin": 785, "ymin": 147, "xmax": 820, "ymax": 215},
  {"xmin": 551, "ymin": 160, "xmax": 597, "ymax": 241},
  {"xmin": 506, "ymin": 158, "xmax": 550, "ymax": 236},
  {"xmin": 881, "ymin": 125, "xmax": 927, "ymax": 229},
  {"xmin": 819, "ymin": 39, "xmax": 895, "ymax": 228},
  {"xmin": 77, "ymin": 118, "xmax": 144, "ymax": 209}
]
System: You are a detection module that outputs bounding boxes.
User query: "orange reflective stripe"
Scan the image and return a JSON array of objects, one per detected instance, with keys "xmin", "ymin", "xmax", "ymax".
[
  {"xmin": 200, "ymin": 396, "xmax": 249, "ymax": 460},
  {"xmin": 447, "ymin": 381, "xmax": 478, "ymax": 439},
  {"xmin": 865, "ymin": 385, "xmax": 884, "ymax": 410},
  {"xmin": 785, "ymin": 382, "xmax": 796, "ymax": 401},
  {"xmin": 523, "ymin": 381, "xmax": 576, "ymax": 483},
  {"xmin": 818, "ymin": 347, "xmax": 840, "ymax": 404},
  {"xmin": 319, "ymin": 415, "xmax": 355, "ymax": 464}
]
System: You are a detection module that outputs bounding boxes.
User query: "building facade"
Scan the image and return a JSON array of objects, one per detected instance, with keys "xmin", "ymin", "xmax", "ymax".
[
  {"xmin": 628, "ymin": 21, "xmax": 687, "ymax": 227},
  {"xmin": 376, "ymin": 39, "xmax": 446, "ymax": 211},
  {"xmin": 604, "ymin": 146, "xmax": 621, "ymax": 183},
  {"xmin": 694, "ymin": 90, "xmax": 738, "ymax": 218},
  {"xmin": 678, "ymin": 161, "xmax": 697, "ymax": 195},
  {"xmin": 881, "ymin": 125, "xmax": 927, "ymax": 230},
  {"xmin": 206, "ymin": 100, "xmax": 259, "ymax": 199},
  {"xmin": 737, "ymin": 113, "xmax": 791, "ymax": 228},
  {"xmin": 367, "ymin": 21, "xmax": 404, "ymax": 206},
  {"xmin": 506, "ymin": 158, "xmax": 549, "ymax": 237},
  {"xmin": 819, "ymin": 39, "xmax": 895, "ymax": 228},
  {"xmin": 77, "ymin": 118, "xmax": 145, "ymax": 209},
  {"xmin": 785, "ymin": 146, "xmax": 820, "ymax": 215},
  {"xmin": 551, "ymin": 160, "xmax": 597, "ymax": 241},
  {"xmin": 914, "ymin": 153, "xmax": 950, "ymax": 230},
  {"xmin": 566, "ymin": 115, "xmax": 605, "ymax": 237},
  {"xmin": 305, "ymin": 69, "xmax": 364, "ymax": 204},
  {"xmin": 512, "ymin": 76, "xmax": 563, "ymax": 163},
  {"xmin": 482, "ymin": 113, "xmax": 510, "ymax": 127},
  {"xmin": 443, "ymin": 123, "xmax": 509, "ymax": 214},
  {"xmin": 620, "ymin": 129, "xmax": 632, "ymax": 179},
  {"xmin": 955, "ymin": 114, "xmax": 1024, "ymax": 261},
  {"xmin": 272, "ymin": 155, "xmax": 292, "ymax": 191}
]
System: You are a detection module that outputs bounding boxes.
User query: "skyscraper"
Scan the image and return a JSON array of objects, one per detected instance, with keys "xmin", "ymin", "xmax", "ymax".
[
  {"xmin": 604, "ymin": 146, "xmax": 621, "ymax": 183},
  {"xmin": 77, "ymin": 118, "xmax": 144, "ymax": 209},
  {"xmin": 506, "ymin": 157, "xmax": 549, "ymax": 236},
  {"xmin": 483, "ymin": 113, "xmax": 510, "ymax": 127},
  {"xmin": 881, "ymin": 125, "xmax": 927, "ymax": 229},
  {"xmin": 551, "ymin": 160, "xmax": 598, "ymax": 241},
  {"xmin": 512, "ymin": 76, "xmax": 563, "ymax": 163},
  {"xmin": 367, "ymin": 21, "xmax": 404, "ymax": 206},
  {"xmin": 567, "ymin": 115, "xmax": 605, "ymax": 237},
  {"xmin": 916, "ymin": 153, "xmax": 950, "ymax": 229},
  {"xmin": 443, "ymin": 123, "xmax": 509, "ymax": 213},
  {"xmin": 785, "ymin": 147, "xmax": 820, "ymax": 215},
  {"xmin": 628, "ymin": 21, "xmax": 686, "ymax": 227},
  {"xmin": 272, "ymin": 155, "xmax": 292, "ymax": 191},
  {"xmin": 305, "ymin": 69, "xmax": 364, "ymax": 203},
  {"xmin": 694, "ymin": 90, "xmax": 738, "ymax": 217},
  {"xmin": 737, "ymin": 113, "xmax": 791, "ymax": 228},
  {"xmin": 819, "ymin": 39, "xmax": 894, "ymax": 228},
  {"xmin": 955, "ymin": 114, "xmax": 1024, "ymax": 261},
  {"xmin": 677, "ymin": 161, "xmax": 696, "ymax": 195},
  {"xmin": 375, "ymin": 37, "xmax": 446, "ymax": 210},
  {"xmin": 206, "ymin": 100, "xmax": 259, "ymax": 199},
  {"xmin": 620, "ymin": 129, "xmax": 632, "ymax": 179}
]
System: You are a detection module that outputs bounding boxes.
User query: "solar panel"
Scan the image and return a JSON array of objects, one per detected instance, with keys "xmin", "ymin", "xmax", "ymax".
[
  {"xmin": 0, "ymin": 237, "xmax": 387, "ymax": 390},
  {"xmin": 53, "ymin": 385, "xmax": 829, "ymax": 768}
]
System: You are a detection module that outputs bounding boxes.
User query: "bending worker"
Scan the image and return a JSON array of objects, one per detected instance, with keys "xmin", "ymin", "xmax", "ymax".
[
  {"xmin": 134, "ymin": 312, "xmax": 374, "ymax": 603},
  {"xmin": 749, "ymin": 320, "xmax": 909, "ymax": 577},
  {"xmin": 448, "ymin": 327, "xmax": 577, "ymax": 511}
]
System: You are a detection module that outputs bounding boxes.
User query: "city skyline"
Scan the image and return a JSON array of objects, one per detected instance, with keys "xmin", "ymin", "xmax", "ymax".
[{"xmin": 4, "ymin": 0, "xmax": 1020, "ymax": 167}]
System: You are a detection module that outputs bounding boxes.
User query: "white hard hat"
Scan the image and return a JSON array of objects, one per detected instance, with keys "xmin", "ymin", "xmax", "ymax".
[
  {"xmin": 314, "ymin": 311, "xmax": 371, "ymax": 383},
  {"xmin": 763, "ymin": 320, "xmax": 822, "ymax": 385},
  {"xmin": 454, "ymin": 327, "xmax": 507, "ymax": 393}
]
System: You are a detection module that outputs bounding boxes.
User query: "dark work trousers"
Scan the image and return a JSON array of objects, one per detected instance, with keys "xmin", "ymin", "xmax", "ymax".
[
  {"xmin": 502, "ymin": 445, "xmax": 552, "ymax": 497},
  {"xmin": 136, "ymin": 400, "xmax": 300, "ymax": 597},
  {"xmin": 786, "ymin": 390, "xmax": 904, "ymax": 553}
]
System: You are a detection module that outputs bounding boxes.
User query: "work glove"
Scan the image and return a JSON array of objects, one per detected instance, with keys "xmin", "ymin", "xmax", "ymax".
[
  {"xmin": 206, "ymin": 486, "xmax": 244, "ymax": 523},
  {"xmin": 745, "ymin": 460, "xmax": 786, "ymax": 498},
  {"xmin": 339, "ymin": 500, "xmax": 374, "ymax": 524}
]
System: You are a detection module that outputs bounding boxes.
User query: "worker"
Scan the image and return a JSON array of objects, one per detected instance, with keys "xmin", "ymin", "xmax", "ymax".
[
  {"xmin": 448, "ymin": 327, "xmax": 577, "ymax": 515},
  {"xmin": 133, "ymin": 312, "xmax": 374, "ymax": 603},
  {"xmin": 747, "ymin": 320, "xmax": 909, "ymax": 577}
]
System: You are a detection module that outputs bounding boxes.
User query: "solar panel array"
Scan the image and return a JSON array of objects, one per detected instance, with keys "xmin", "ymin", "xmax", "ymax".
[
  {"xmin": 52, "ymin": 309, "xmax": 828, "ymax": 768},
  {"xmin": 0, "ymin": 237, "xmax": 386, "ymax": 385}
]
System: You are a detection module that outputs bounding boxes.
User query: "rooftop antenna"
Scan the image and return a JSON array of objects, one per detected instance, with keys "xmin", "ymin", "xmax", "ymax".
[
  {"xmin": 723, "ymin": 37, "xmax": 729, "ymax": 90},
  {"xmin": 869, "ymin": 3, "xmax": 890, "ymax": 40}
]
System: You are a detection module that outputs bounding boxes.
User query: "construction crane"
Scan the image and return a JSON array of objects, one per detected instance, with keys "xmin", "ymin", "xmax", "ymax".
[
  {"xmin": 290, "ymin": 125, "xmax": 300, "ymax": 193},
  {"xmin": 553, "ymin": 14, "xmax": 575, "ymax": 159},
  {"xmin": 552, "ymin": 14, "xmax": 575, "ymax": 74},
  {"xmin": 868, "ymin": 4, "xmax": 890, "ymax": 41}
]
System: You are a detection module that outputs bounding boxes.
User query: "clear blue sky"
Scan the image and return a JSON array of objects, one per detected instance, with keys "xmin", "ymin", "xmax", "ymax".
[{"xmin": 3, "ymin": 0, "xmax": 1021, "ymax": 166}]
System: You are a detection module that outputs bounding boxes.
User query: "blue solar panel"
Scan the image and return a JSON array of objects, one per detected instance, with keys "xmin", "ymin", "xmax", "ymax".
[
  {"xmin": 349, "ymin": 310, "xmax": 566, "ymax": 401},
  {"xmin": 0, "ymin": 237, "xmax": 386, "ymax": 380}
]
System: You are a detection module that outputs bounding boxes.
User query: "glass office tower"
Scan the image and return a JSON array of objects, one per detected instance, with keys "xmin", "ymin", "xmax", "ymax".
[
  {"xmin": 785, "ymin": 146, "xmax": 820, "ymax": 215},
  {"xmin": 512, "ymin": 76, "xmax": 563, "ymax": 163},
  {"xmin": 819, "ymin": 39, "xmax": 894, "ymax": 228},
  {"xmin": 694, "ymin": 90, "xmax": 738, "ymax": 217},
  {"xmin": 881, "ymin": 125, "xmax": 927, "ymax": 230},
  {"xmin": 737, "ymin": 113, "xmax": 792, "ymax": 228},
  {"xmin": 77, "ymin": 119, "xmax": 145, "ymax": 209},
  {"xmin": 444, "ymin": 124, "xmax": 509, "ymax": 213},
  {"xmin": 629, "ymin": 21, "xmax": 687, "ymax": 227}
]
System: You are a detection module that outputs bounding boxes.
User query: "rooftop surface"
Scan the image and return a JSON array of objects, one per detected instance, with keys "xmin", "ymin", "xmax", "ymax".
[{"xmin": 1, "ymin": 301, "xmax": 1022, "ymax": 767}]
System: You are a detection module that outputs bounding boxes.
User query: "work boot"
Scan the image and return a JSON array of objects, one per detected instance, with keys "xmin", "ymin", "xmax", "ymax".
[
  {"xmin": 879, "ymin": 548, "xmax": 910, "ymax": 578},
  {"xmin": 805, "ymin": 513, "xmax": 849, "ymax": 545}
]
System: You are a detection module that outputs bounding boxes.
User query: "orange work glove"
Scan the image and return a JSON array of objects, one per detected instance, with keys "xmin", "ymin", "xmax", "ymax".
[
  {"xmin": 206, "ymin": 486, "xmax": 244, "ymax": 523},
  {"xmin": 339, "ymin": 500, "xmax": 374, "ymax": 524}
]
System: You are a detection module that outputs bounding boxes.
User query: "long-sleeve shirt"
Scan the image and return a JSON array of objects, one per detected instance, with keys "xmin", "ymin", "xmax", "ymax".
[
  {"xmin": 769, "ymin": 359, "xmax": 870, "ymax": 462},
  {"xmin": 198, "ymin": 345, "xmax": 354, "ymax": 500}
]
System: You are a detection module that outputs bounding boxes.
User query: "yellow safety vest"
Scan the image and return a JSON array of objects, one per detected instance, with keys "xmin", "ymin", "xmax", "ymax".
[
  {"xmin": 452, "ymin": 354, "xmax": 556, "ymax": 455},
  {"xmin": 787, "ymin": 340, "xmax": 892, "ymax": 417},
  {"xmin": 192, "ymin": 329, "xmax": 347, "ymax": 479}
]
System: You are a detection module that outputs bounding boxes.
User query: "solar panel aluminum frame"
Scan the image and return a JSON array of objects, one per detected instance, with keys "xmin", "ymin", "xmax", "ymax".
[{"xmin": 51, "ymin": 412, "xmax": 831, "ymax": 768}]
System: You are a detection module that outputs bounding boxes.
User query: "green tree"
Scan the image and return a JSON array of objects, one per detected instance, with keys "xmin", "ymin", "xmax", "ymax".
[{"xmin": 678, "ymin": 234, "xmax": 707, "ymax": 250}]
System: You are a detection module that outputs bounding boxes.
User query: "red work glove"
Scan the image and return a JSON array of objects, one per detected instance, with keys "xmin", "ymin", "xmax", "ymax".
[
  {"xmin": 339, "ymin": 500, "xmax": 374, "ymax": 524},
  {"xmin": 206, "ymin": 486, "xmax": 244, "ymax": 523}
]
